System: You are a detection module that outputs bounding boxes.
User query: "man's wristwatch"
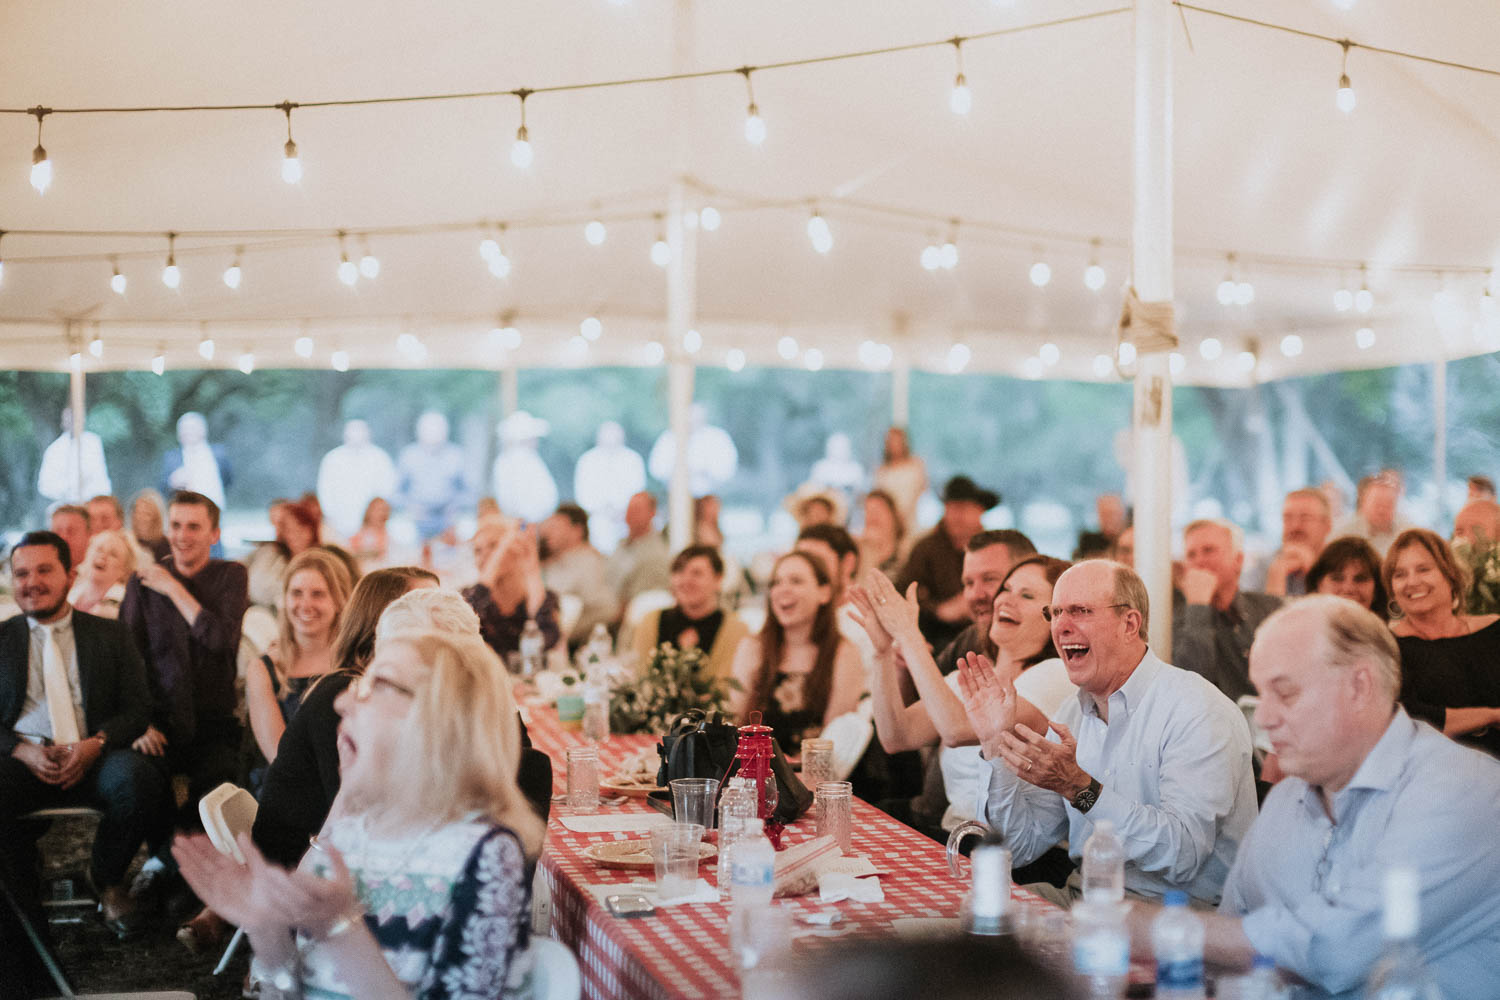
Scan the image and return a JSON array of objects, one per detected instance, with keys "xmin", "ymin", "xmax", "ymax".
[{"xmin": 1070, "ymin": 776, "xmax": 1102, "ymax": 813}]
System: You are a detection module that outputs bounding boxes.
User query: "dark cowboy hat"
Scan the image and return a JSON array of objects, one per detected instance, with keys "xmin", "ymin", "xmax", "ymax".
[{"xmin": 940, "ymin": 475, "xmax": 1000, "ymax": 510}]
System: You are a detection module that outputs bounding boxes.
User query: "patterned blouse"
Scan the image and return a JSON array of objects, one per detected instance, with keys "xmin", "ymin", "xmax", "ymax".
[{"xmin": 295, "ymin": 814, "xmax": 533, "ymax": 1000}]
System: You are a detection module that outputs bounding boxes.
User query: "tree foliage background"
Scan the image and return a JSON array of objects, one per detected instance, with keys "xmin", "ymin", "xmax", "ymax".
[{"xmin": 2, "ymin": 352, "xmax": 1494, "ymax": 546}]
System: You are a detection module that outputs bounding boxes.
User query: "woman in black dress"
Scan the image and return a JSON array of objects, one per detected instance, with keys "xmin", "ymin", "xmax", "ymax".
[{"xmin": 1385, "ymin": 528, "xmax": 1500, "ymax": 757}]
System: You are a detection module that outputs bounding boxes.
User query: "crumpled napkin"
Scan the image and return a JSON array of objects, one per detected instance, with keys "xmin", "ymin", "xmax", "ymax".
[{"xmin": 818, "ymin": 872, "xmax": 884, "ymax": 903}]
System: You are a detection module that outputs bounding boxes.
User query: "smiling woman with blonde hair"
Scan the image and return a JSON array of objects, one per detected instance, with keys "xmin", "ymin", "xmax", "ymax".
[{"xmin": 176, "ymin": 628, "xmax": 542, "ymax": 999}]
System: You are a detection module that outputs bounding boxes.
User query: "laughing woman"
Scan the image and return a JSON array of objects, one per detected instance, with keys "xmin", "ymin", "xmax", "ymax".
[
  {"xmin": 175, "ymin": 629, "xmax": 544, "ymax": 999},
  {"xmin": 728, "ymin": 550, "xmax": 866, "ymax": 754}
]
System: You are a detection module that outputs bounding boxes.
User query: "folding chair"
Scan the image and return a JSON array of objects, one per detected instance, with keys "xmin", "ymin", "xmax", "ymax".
[{"xmin": 196, "ymin": 783, "xmax": 258, "ymax": 976}]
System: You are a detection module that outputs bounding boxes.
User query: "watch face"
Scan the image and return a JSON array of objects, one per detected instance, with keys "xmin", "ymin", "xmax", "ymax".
[{"xmin": 1073, "ymin": 782, "xmax": 1100, "ymax": 813}]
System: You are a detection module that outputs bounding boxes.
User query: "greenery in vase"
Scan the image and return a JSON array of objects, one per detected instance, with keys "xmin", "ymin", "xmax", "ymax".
[
  {"xmin": 1455, "ymin": 534, "xmax": 1500, "ymax": 615},
  {"xmin": 608, "ymin": 643, "xmax": 739, "ymax": 735}
]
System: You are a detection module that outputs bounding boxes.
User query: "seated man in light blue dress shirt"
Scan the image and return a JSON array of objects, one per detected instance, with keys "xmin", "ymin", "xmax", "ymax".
[
  {"xmin": 1142, "ymin": 595, "xmax": 1500, "ymax": 1000},
  {"xmin": 960, "ymin": 560, "xmax": 1257, "ymax": 906}
]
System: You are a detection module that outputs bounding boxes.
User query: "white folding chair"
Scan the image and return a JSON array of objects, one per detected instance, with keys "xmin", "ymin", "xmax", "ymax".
[
  {"xmin": 196, "ymin": 783, "xmax": 258, "ymax": 975},
  {"xmin": 527, "ymin": 937, "xmax": 581, "ymax": 1000}
]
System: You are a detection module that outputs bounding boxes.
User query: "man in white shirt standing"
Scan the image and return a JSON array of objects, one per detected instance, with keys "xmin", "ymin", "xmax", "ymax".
[
  {"xmin": 0, "ymin": 531, "xmax": 165, "ymax": 952},
  {"xmin": 161, "ymin": 412, "xmax": 230, "ymax": 511},
  {"xmin": 960, "ymin": 559, "xmax": 1257, "ymax": 906},
  {"xmin": 37, "ymin": 407, "xmax": 111, "ymax": 504},
  {"xmin": 316, "ymin": 419, "xmax": 397, "ymax": 541}
]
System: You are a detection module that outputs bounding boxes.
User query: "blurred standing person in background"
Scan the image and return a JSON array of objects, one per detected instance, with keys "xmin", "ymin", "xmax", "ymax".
[
  {"xmin": 161, "ymin": 412, "xmax": 230, "ymax": 512},
  {"xmin": 575, "ymin": 421, "xmax": 646, "ymax": 554},
  {"xmin": 316, "ymin": 419, "xmax": 397, "ymax": 542},
  {"xmin": 492, "ymin": 411, "xmax": 558, "ymax": 525},
  {"xmin": 38, "ymin": 407, "xmax": 111, "ymax": 504},
  {"xmin": 396, "ymin": 410, "xmax": 469, "ymax": 544},
  {"xmin": 874, "ymin": 427, "xmax": 926, "ymax": 534}
]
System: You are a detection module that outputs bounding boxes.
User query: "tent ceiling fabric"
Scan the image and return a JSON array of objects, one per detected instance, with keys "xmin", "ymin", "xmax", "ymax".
[{"xmin": 1, "ymin": 0, "xmax": 1498, "ymax": 384}]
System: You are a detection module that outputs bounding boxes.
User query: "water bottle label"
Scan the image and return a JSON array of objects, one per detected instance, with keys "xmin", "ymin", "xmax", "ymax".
[
  {"xmin": 1074, "ymin": 934, "xmax": 1130, "ymax": 976},
  {"xmin": 1155, "ymin": 958, "xmax": 1204, "ymax": 989},
  {"xmin": 731, "ymin": 859, "xmax": 773, "ymax": 888}
]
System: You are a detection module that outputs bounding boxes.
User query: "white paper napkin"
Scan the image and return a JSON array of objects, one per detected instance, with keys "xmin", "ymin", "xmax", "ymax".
[
  {"xmin": 818, "ymin": 872, "xmax": 884, "ymax": 903},
  {"xmin": 588, "ymin": 878, "xmax": 721, "ymax": 907},
  {"xmin": 558, "ymin": 813, "xmax": 672, "ymax": 834}
]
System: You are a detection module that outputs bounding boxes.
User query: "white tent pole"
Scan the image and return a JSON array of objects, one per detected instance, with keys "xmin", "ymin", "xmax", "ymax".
[
  {"xmin": 67, "ymin": 322, "xmax": 86, "ymax": 502},
  {"xmin": 1131, "ymin": 0, "xmax": 1175, "ymax": 653},
  {"xmin": 498, "ymin": 367, "xmax": 518, "ymax": 418},
  {"xmin": 892, "ymin": 362, "xmax": 910, "ymax": 427},
  {"xmin": 1433, "ymin": 357, "xmax": 1447, "ymax": 525},
  {"xmin": 666, "ymin": 0, "xmax": 697, "ymax": 555}
]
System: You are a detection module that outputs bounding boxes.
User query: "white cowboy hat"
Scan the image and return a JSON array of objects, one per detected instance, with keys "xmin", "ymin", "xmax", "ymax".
[{"xmin": 497, "ymin": 410, "xmax": 550, "ymax": 445}]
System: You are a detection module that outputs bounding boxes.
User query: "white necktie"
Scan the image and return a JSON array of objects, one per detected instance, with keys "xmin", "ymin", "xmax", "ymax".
[{"xmin": 41, "ymin": 625, "xmax": 82, "ymax": 745}]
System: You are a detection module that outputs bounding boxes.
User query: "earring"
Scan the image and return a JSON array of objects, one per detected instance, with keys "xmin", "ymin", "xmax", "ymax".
[{"xmin": 1386, "ymin": 599, "xmax": 1403, "ymax": 620}]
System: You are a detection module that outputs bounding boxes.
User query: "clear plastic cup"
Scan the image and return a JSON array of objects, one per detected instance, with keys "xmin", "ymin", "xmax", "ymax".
[
  {"xmin": 671, "ymin": 777, "xmax": 720, "ymax": 829},
  {"xmin": 650, "ymin": 822, "xmax": 705, "ymax": 901},
  {"xmin": 801, "ymin": 738, "xmax": 835, "ymax": 794}
]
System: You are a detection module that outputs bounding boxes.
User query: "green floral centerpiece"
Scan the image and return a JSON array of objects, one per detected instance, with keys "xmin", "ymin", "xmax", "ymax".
[
  {"xmin": 1455, "ymin": 535, "xmax": 1500, "ymax": 615},
  {"xmin": 609, "ymin": 643, "xmax": 739, "ymax": 735}
]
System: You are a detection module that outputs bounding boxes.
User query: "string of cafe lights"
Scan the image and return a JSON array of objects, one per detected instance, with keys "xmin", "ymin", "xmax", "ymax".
[
  {"xmin": 8, "ymin": 4, "xmax": 1500, "ymax": 196},
  {"xmin": 6, "ymin": 7, "xmax": 1132, "ymax": 194}
]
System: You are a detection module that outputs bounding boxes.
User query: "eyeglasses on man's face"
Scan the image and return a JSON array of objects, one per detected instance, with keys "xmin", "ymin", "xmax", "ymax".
[{"xmin": 1040, "ymin": 603, "xmax": 1131, "ymax": 623}]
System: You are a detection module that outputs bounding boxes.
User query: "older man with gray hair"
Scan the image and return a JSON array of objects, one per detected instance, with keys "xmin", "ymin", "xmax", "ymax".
[
  {"xmin": 1174, "ymin": 518, "xmax": 1283, "ymax": 703},
  {"xmin": 961, "ymin": 559, "xmax": 1256, "ymax": 906},
  {"xmin": 1130, "ymin": 596, "xmax": 1500, "ymax": 999}
]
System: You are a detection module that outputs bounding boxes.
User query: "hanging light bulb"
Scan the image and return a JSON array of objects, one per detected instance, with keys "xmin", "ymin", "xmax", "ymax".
[
  {"xmin": 1355, "ymin": 265, "xmax": 1373, "ymax": 313},
  {"xmin": 949, "ymin": 40, "xmax": 972, "ymax": 116},
  {"xmin": 683, "ymin": 329, "xmax": 702, "ymax": 354},
  {"xmin": 804, "ymin": 348, "xmax": 825, "ymax": 371},
  {"xmin": 279, "ymin": 102, "xmax": 302, "ymax": 184},
  {"xmin": 580, "ymin": 316, "xmax": 603, "ymax": 341},
  {"xmin": 331, "ymin": 349, "xmax": 350, "ymax": 371},
  {"xmin": 486, "ymin": 226, "xmax": 511, "ymax": 278},
  {"xmin": 1234, "ymin": 279, "xmax": 1255, "ymax": 305},
  {"xmin": 920, "ymin": 244, "xmax": 942, "ymax": 271},
  {"xmin": 1169, "ymin": 352, "xmax": 1186, "ymax": 376},
  {"xmin": 741, "ymin": 68, "xmax": 766, "ymax": 145},
  {"xmin": 294, "ymin": 336, "xmax": 315, "ymax": 358},
  {"xmin": 1029, "ymin": 260, "xmax": 1052, "ymax": 287},
  {"xmin": 359, "ymin": 239, "xmax": 380, "ymax": 279},
  {"xmin": 1280, "ymin": 334, "xmax": 1304, "ymax": 357},
  {"xmin": 510, "ymin": 90, "xmax": 534, "ymax": 168},
  {"xmin": 1092, "ymin": 353, "xmax": 1115, "ymax": 378},
  {"xmin": 777, "ymin": 335, "xmax": 799, "ymax": 360},
  {"xmin": 110, "ymin": 260, "xmax": 127, "ymax": 296},
  {"xmin": 198, "ymin": 336, "xmax": 214, "ymax": 361},
  {"xmin": 940, "ymin": 223, "xmax": 959, "ymax": 270},
  {"xmin": 947, "ymin": 343, "xmax": 971, "ymax": 373},
  {"xmin": 699, "ymin": 206, "xmax": 721, "ymax": 231},
  {"xmin": 1355, "ymin": 326, "xmax": 1375, "ymax": 349},
  {"xmin": 1199, "ymin": 337, "xmax": 1223, "ymax": 360},
  {"xmin": 1117, "ymin": 342, "xmax": 1137, "ymax": 366},
  {"xmin": 1335, "ymin": 42, "xmax": 1356, "ymax": 114},
  {"xmin": 223, "ymin": 248, "xmax": 243, "ymax": 290},
  {"xmin": 807, "ymin": 209, "xmax": 833, "ymax": 255},
  {"xmin": 584, "ymin": 219, "xmax": 607, "ymax": 245},
  {"xmin": 651, "ymin": 218, "xmax": 671, "ymax": 267},
  {"xmin": 642, "ymin": 341, "xmax": 666, "ymax": 365},
  {"xmin": 1039, "ymin": 342, "xmax": 1061, "ymax": 366},
  {"xmin": 479, "ymin": 233, "xmax": 500, "ymax": 260},
  {"xmin": 29, "ymin": 108, "xmax": 52, "ymax": 194},
  {"xmin": 152, "ymin": 350, "xmax": 166, "ymax": 376},
  {"xmin": 161, "ymin": 233, "xmax": 181, "ymax": 289},
  {"xmin": 1216, "ymin": 254, "xmax": 1237, "ymax": 305},
  {"xmin": 726, "ymin": 347, "xmax": 747, "ymax": 372},
  {"xmin": 88, "ymin": 333, "xmax": 104, "ymax": 358},
  {"xmin": 336, "ymin": 232, "xmax": 358, "ymax": 286},
  {"xmin": 1333, "ymin": 285, "xmax": 1353, "ymax": 312},
  {"xmin": 238, "ymin": 351, "xmax": 255, "ymax": 374},
  {"xmin": 1084, "ymin": 239, "xmax": 1107, "ymax": 291}
]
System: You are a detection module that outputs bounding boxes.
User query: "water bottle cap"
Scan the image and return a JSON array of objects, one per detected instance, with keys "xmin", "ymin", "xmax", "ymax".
[
  {"xmin": 1163, "ymin": 890, "xmax": 1189, "ymax": 907},
  {"xmin": 1251, "ymin": 954, "xmax": 1275, "ymax": 970}
]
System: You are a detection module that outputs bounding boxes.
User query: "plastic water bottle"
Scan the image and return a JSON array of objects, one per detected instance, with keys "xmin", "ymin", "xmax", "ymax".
[
  {"xmin": 519, "ymin": 619, "xmax": 544, "ymax": 677},
  {"xmin": 1152, "ymin": 890, "xmax": 1206, "ymax": 999},
  {"xmin": 1081, "ymin": 820, "xmax": 1125, "ymax": 904},
  {"xmin": 1243, "ymin": 954, "xmax": 1281, "ymax": 1000},
  {"xmin": 717, "ymin": 778, "xmax": 757, "ymax": 901},
  {"xmin": 585, "ymin": 622, "xmax": 612, "ymax": 666},
  {"xmin": 1071, "ymin": 901, "xmax": 1130, "ymax": 999},
  {"xmin": 728, "ymin": 818, "xmax": 776, "ymax": 965},
  {"xmin": 1365, "ymin": 867, "xmax": 1442, "ymax": 1000}
]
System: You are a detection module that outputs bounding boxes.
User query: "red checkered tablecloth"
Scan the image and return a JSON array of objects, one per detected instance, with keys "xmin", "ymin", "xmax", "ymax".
[{"xmin": 524, "ymin": 706, "xmax": 1056, "ymax": 1000}]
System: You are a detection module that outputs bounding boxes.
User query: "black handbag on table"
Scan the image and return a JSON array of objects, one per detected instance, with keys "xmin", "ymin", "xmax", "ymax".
[{"xmin": 654, "ymin": 709, "xmax": 813, "ymax": 825}]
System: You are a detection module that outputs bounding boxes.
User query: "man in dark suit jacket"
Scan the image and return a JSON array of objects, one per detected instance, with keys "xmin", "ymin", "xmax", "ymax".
[{"xmin": 0, "ymin": 531, "xmax": 167, "ymax": 960}]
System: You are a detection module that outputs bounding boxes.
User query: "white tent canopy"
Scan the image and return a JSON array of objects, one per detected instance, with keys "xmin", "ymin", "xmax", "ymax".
[{"xmin": 2, "ymin": 0, "xmax": 1498, "ymax": 382}]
